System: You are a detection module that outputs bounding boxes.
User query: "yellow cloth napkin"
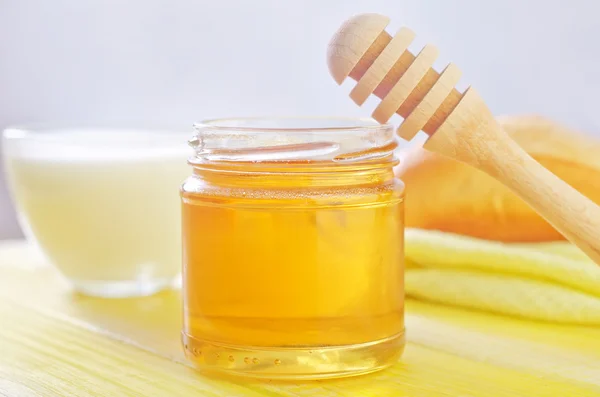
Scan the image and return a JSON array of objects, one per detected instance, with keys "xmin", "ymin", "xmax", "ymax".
[{"xmin": 404, "ymin": 228, "xmax": 600, "ymax": 324}]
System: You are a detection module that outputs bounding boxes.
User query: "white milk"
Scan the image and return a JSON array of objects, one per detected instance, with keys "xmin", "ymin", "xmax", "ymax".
[{"xmin": 3, "ymin": 128, "xmax": 192, "ymax": 297}]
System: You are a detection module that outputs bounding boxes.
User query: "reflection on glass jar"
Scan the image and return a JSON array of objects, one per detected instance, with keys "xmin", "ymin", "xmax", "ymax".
[{"xmin": 181, "ymin": 117, "xmax": 405, "ymax": 379}]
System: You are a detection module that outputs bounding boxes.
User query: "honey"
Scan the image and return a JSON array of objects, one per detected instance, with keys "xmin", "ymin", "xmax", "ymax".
[{"xmin": 181, "ymin": 118, "xmax": 405, "ymax": 379}]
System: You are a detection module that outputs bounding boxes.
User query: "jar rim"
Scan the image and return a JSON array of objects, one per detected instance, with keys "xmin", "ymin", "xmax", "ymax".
[
  {"xmin": 193, "ymin": 116, "xmax": 394, "ymax": 133},
  {"xmin": 189, "ymin": 116, "xmax": 398, "ymax": 164}
]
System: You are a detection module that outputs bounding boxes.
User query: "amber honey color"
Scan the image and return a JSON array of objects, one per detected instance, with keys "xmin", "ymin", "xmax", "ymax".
[
  {"xmin": 181, "ymin": 166, "xmax": 405, "ymax": 378},
  {"xmin": 181, "ymin": 118, "xmax": 405, "ymax": 379}
]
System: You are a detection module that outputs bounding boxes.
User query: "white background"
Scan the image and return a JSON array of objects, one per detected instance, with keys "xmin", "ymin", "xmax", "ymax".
[{"xmin": 1, "ymin": 0, "xmax": 600, "ymax": 238}]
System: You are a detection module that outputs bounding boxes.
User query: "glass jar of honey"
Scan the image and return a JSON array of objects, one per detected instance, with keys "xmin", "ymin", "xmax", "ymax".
[{"xmin": 181, "ymin": 117, "xmax": 405, "ymax": 379}]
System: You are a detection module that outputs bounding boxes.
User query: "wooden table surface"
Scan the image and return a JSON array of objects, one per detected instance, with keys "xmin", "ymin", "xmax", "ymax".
[{"xmin": 1, "ymin": 240, "xmax": 599, "ymax": 397}]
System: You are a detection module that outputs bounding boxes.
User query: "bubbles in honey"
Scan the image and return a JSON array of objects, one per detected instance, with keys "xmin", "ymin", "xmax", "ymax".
[
  {"xmin": 228, "ymin": 355, "xmax": 235, "ymax": 362},
  {"xmin": 244, "ymin": 357, "xmax": 251, "ymax": 364},
  {"xmin": 252, "ymin": 358, "xmax": 259, "ymax": 364},
  {"xmin": 274, "ymin": 359, "xmax": 281, "ymax": 366}
]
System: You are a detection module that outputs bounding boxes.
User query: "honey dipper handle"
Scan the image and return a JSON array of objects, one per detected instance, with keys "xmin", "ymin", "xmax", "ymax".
[{"xmin": 425, "ymin": 88, "xmax": 600, "ymax": 264}]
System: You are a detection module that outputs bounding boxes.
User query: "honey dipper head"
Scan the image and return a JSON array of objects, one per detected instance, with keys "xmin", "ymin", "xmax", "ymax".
[
  {"xmin": 326, "ymin": 13, "xmax": 467, "ymax": 140},
  {"xmin": 326, "ymin": 13, "xmax": 391, "ymax": 85}
]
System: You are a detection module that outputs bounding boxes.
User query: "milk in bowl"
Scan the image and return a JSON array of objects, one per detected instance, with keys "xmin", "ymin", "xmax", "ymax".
[{"xmin": 2, "ymin": 125, "xmax": 192, "ymax": 297}]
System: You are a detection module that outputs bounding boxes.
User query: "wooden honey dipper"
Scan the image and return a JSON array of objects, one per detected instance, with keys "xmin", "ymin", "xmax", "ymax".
[{"xmin": 327, "ymin": 13, "xmax": 600, "ymax": 265}]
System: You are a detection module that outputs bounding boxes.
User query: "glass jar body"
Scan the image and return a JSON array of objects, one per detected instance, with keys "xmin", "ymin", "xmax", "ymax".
[{"xmin": 181, "ymin": 118, "xmax": 406, "ymax": 379}]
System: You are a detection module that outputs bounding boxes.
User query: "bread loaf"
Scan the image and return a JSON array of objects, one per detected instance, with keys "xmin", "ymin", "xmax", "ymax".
[{"xmin": 396, "ymin": 115, "xmax": 600, "ymax": 242}]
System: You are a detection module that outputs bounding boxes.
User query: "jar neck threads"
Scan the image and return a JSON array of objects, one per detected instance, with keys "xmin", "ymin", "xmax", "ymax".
[
  {"xmin": 191, "ymin": 159, "xmax": 398, "ymax": 189},
  {"xmin": 187, "ymin": 117, "xmax": 400, "ymax": 188},
  {"xmin": 190, "ymin": 117, "xmax": 396, "ymax": 158}
]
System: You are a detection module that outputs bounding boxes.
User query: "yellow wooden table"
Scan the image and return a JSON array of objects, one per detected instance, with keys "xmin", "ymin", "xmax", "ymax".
[{"xmin": 1, "ymin": 240, "xmax": 599, "ymax": 396}]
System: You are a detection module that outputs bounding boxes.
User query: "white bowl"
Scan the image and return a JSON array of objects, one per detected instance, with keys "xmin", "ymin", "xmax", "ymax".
[{"xmin": 2, "ymin": 123, "xmax": 193, "ymax": 298}]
